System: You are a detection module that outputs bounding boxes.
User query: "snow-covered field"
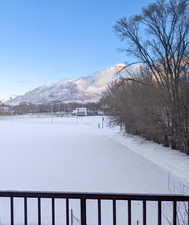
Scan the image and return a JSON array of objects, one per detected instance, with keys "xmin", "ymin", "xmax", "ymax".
[
  {"xmin": 0, "ymin": 114, "xmax": 187, "ymax": 193},
  {"xmin": 0, "ymin": 115, "xmax": 188, "ymax": 225}
]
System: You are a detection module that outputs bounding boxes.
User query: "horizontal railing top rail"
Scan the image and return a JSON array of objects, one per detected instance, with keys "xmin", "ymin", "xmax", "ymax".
[{"xmin": 0, "ymin": 190, "xmax": 188, "ymax": 201}]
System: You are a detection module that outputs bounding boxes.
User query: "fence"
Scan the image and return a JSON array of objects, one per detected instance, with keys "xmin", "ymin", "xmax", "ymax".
[{"xmin": 0, "ymin": 191, "xmax": 188, "ymax": 225}]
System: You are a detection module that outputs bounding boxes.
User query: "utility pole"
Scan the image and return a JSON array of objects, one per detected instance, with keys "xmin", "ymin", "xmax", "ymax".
[
  {"xmin": 51, "ymin": 104, "xmax": 54, "ymax": 124},
  {"xmin": 102, "ymin": 117, "xmax": 104, "ymax": 128}
]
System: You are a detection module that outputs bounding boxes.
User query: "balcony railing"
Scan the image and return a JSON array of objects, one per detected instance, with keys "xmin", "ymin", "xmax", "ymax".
[{"xmin": 0, "ymin": 191, "xmax": 188, "ymax": 225}]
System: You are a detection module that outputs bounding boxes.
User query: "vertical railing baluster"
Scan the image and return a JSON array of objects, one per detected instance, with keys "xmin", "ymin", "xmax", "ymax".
[
  {"xmin": 80, "ymin": 198, "xmax": 87, "ymax": 225},
  {"xmin": 38, "ymin": 197, "xmax": 41, "ymax": 225},
  {"xmin": 173, "ymin": 201, "xmax": 177, "ymax": 225},
  {"xmin": 98, "ymin": 199, "xmax": 101, "ymax": 225},
  {"xmin": 66, "ymin": 198, "xmax": 69, "ymax": 225},
  {"xmin": 143, "ymin": 200, "xmax": 146, "ymax": 225},
  {"xmin": 52, "ymin": 198, "xmax": 55, "ymax": 225},
  {"xmin": 113, "ymin": 199, "xmax": 116, "ymax": 225},
  {"xmin": 128, "ymin": 200, "xmax": 131, "ymax": 225},
  {"xmin": 24, "ymin": 197, "xmax": 28, "ymax": 225},
  {"xmin": 188, "ymin": 201, "xmax": 189, "ymax": 225},
  {"xmin": 10, "ymin": 197, "xmax": 14, "ymax": 225},
  {"xmin": 158, "ymin": 201, "xmax": 162, "ymax": 225}
]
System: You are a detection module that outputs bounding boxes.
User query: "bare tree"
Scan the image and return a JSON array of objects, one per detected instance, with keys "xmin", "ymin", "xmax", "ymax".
[{"xmin": 111, "ymin": 0, "xmax": 189, "ymax": 153}]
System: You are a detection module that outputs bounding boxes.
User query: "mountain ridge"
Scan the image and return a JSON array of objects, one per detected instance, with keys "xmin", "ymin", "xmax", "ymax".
[{"xmin": 8, "ymin": 64, "xmax": 126, "ymax": 105}]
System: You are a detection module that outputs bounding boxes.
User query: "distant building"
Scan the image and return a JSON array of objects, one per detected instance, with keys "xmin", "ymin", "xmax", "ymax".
[
  {"xmin": 97, "ymin": 110, "xmax": 104, "ymax": 116},
  {"xmin": 72, "ymin": 107, "xmax": 104, "ymax": 116},
  {"xmin": 72, "ymin": 108, "xmax": 88, "ymax": 116},
  {"xmin": 0, "ymin": 104, "xmax": 14, "ymax": 114}
]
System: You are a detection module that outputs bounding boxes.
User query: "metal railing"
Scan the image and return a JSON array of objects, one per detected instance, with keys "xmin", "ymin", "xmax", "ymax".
[{"xmin": 0, "ymin": 191, "xmax": 188, "ymax": 225}]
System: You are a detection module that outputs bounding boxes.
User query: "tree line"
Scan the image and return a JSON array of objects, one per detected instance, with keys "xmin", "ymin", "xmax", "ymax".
[
  {"xmin": 102, "ymin": 0, "xmax": 189, "ymax": 155},
  {"xmin": 12, "ymin": 101, "xmax": 101, "ymax": 114}
]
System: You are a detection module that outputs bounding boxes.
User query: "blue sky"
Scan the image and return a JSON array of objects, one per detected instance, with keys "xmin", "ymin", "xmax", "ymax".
[{"xmin": 0, "ymin": 0, "xmax": 153, "ymax": 100}]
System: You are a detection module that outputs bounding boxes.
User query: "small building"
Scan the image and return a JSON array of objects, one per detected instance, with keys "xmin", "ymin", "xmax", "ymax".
[
  {"xmin": 0, "ymin": 104, "xmax": 14, "ymax": 115},
  {"xmin": 72, "ymin": 107, "xmax": 104, "ymax": 116},
  {"xmin": 72, "ymin": 107, "xmax": 88, "ymax": 116}
]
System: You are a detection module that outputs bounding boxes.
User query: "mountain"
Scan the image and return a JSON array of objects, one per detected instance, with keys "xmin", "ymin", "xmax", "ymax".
[{"xmin": 8, "ymin": 64, "xmax": 126, "ymax": 105}]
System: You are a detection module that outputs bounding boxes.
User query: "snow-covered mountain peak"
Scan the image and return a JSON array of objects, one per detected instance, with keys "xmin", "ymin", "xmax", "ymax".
[{"xmin": 8, "ymin": 64, "xmax": 126, "ymax": 105}]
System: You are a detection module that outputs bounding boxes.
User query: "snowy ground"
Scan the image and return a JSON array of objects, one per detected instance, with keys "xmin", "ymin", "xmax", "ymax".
[
  {"xmin": 0, "ymin": 114, "xmax": 186, "ymax": 193},
  {"xmin": 0, "ymin": 115, "xmax": 188, "ymax": 225}
]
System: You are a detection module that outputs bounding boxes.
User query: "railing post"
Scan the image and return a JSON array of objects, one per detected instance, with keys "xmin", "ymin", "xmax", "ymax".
[
  {"xmin": 143, "ymin": 200, "xmax": 146, "ymax": 225},
  {"xmin": 24, "ymin": 197, "xmax": 28, "ymax": 225},
  {"xmin": 128, "ymin": 200, "xmax": 131, "ymax": 225},
  {"xmin": 158, "ymin": 201, "xmax": 162, "ymax": 225},
  {"xmin": 80, "ymin": 198, "xmax": 87, "ymax": 225},
  {"xmin": 188, "ymin": 201, "xmax": 189, "ymax": 225},
  {"xmin": 52, "ymin": 198, "xmax": 55, "ymax": 225},
  {"xmin": 173, "ymin": 201, "xmax": 177, "ymax": 225},
  {"xmin": 113, "ymin": 199, "xmax": 116, "ymax": 225},
  {"xmin": 10, "ymin": 197, "xmax": 14, "ymax": 225},
  {"xmin": 38, "ymin": 198, "xmax": 41, "ymax": 225},
  {"xmin": 66, "ymin": 198, "xmax": 69, "ymax": 225},
  {"xmin": 98, "ymin": 199, "xmax": 101, "ymax": 225}
]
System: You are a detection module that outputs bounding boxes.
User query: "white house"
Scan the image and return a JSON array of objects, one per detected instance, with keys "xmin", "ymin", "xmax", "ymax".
[{"xmin": 72, "ymin": 107, "xmax": 88, "ymax": 116}]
